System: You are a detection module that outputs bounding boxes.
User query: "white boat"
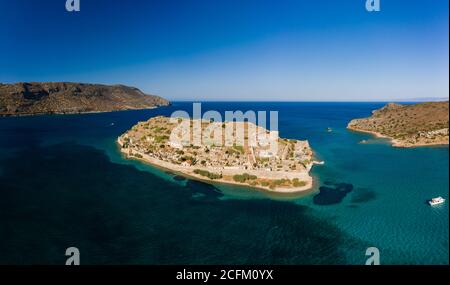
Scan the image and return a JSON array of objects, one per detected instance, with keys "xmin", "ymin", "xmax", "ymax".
[{"xmin": 428, "ymin": 196, "xmax": 445, "ymax": 206}]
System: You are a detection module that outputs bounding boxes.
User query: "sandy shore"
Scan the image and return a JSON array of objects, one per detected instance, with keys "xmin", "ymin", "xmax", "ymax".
[
  {"xmin": 347, "ymin": 125, "xmax": 449, "ymax": 148},
  {"xmin": 117, "ymin": 138, "xmax": 314, "ymax": 194}
]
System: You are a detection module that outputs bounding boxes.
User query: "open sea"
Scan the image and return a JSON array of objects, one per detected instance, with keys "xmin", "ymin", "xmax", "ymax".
[{"xmin": 0, "ymin": 102, "xmax": 448, "ymax": 264}]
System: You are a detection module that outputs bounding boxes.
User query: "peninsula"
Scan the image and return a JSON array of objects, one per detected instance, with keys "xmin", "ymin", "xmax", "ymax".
[
  {"xmin": 118, "ymin": 116, "xmax": 318, "ymax": 193},
  {"xmin": 348, "ymin": 102, "xmax": 449, "ymax": 147},
  {"xmin": 0, "ymin": 82, "xmax": 169, "ymax": 116}
]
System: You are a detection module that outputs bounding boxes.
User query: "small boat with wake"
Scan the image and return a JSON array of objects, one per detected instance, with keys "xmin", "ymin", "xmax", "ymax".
[{"xmin": 428, "ymin": 196, "xmax": 445, "ymax": 206}]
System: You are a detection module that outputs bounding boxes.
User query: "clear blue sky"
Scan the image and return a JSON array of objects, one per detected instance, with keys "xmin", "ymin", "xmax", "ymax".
[{"xmin": 0, "ymin": 0, "xmax": 448, "ymax": 101}]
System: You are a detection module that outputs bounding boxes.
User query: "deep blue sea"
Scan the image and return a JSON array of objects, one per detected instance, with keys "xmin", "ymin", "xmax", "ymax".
[{"xmin": 0, "ymin": 102, "xmax": 448, "ymax": 264}]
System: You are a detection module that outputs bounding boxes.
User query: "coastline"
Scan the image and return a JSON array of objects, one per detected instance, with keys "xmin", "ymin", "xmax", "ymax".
[
  {"xmin": 117, "ymin": 137, "xmax": 315, "ymax": 194},
  {"xmin": 347, "ymin": 125, "xmax": 449, "ymax": 148},
  {"xmin": 0, "ymin": 105, "xmax": 169, "ymax": 118}
]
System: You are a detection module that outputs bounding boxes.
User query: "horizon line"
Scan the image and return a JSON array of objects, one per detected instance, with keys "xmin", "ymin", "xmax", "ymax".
[{"xmin": 167, "ymin": 99, "xmax": 449, "ymax": 103}]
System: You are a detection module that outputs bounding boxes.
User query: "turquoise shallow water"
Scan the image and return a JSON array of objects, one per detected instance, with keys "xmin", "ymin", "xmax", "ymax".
[{"xmin": 0, "ymin": 102, "xmax": 448, "ymax": 264}]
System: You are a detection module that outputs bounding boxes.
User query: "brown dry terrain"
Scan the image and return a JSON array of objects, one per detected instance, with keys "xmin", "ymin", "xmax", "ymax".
[
  {"xmin": 0, "ymin": 82, "xmax": 169, "ymax": 116},
  {"xmin": 348, "ymin": 102, "xmax": 449, "ymax": 147}
]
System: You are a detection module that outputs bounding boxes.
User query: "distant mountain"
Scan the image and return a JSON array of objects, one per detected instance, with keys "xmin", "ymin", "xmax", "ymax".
[
  {"xmin": 0, "ymin": 82, "xmax": 170, "ymax": 116},
  {"xmin": 402, "ymin": 97, "xmax": 449, "ymax": 102}
]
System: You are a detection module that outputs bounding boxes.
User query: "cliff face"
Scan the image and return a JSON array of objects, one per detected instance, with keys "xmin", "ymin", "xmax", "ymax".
[
  {"xmin": 348, "ymin": 101, "xmax": 449, "ymax": 147},
  {"xmin": 0, "ymin": 82, "xmax": 170, "ymax": 116}
]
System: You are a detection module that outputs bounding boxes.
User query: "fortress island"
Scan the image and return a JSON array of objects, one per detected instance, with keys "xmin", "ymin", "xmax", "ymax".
[{"xmin": 118, "ymin": 116, "xmax": 319, "ymax": 193}]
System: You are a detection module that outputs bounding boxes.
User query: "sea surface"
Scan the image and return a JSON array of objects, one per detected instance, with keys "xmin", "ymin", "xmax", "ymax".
[{"xmin": 0, "ymin": 102, "xmax": 448, "ymax": 264}]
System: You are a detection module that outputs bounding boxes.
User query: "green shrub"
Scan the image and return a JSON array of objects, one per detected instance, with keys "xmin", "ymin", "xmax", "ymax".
[
  {"xmin": 292, "ymin": 178, "xmax": 307, "ymax": 187},
  {"xmin": 269, "ymin": 179, "xmax": 292, "ymax": 189},
  {"xmin": 193, "ymin": 169, "xmax": 222, "ymax": 180},
  {"xmin": 155, "ymin": 135, "xmax": 169, "ymax": 143},
  {"xmin": 233, "ymin": 173, "xmax": 257, "ymax": 183}
]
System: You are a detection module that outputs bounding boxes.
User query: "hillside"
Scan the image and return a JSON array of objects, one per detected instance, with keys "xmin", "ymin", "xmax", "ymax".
[
  {"xmin": 0, "ymin": 82, "xmax": 169, "ymax": 116},
  {"xmin": 347, "ymin": 102, "xmax": 449, "ymax": 147}
]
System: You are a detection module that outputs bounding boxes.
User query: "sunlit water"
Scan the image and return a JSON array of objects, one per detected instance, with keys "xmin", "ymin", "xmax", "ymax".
[{"xmin": 0, "ymin": 102, "xmax": 447, "ymax": 264}]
